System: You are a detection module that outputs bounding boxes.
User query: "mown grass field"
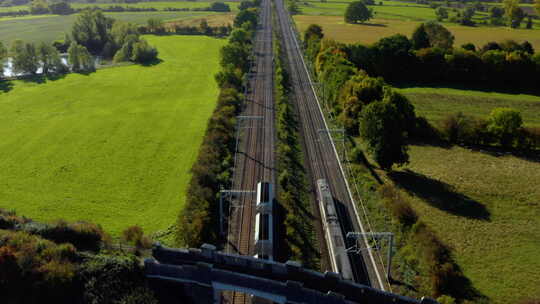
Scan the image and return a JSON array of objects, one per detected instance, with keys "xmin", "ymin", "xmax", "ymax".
[
  {"xmin": 384, "ymin": 145, "xmax": 540, "ymax": 303},
  {"xmin": 0, "ymin": 11, "xmax": 228, "ymax": 45},
  {"xmin": 398, "ymin": 86, "xmax": 540, "ymax": 128},
  {"xmin": 294, "ymin": 15, "xmax": 540, "ymax": 50},
  {"xmin": 0, "ymin": 35, "xmax": 225, "ymax": 240}
]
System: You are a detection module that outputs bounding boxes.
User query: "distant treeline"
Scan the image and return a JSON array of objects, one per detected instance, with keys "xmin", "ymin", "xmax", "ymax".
[
  {"xmin": 304, "ymin": 22, "xmax": 540, "ymax": 154},
  {"xmin": 175, "ymin": 0, "xmax": 261, "ymax": 247},
  {"xmin": 0, "ymin": 1, "xmax": 231, "ymax": 17},
  {"xmin": 343, "ymin": 22, "xmax": 540, "ymax": 92},
  {"xmin": 273, "ymin": 20, "xmax": 319, "ymax": 268}
]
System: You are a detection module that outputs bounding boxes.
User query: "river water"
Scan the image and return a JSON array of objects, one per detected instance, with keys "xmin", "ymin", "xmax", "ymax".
[{"xmin": 2, "ymin": 55, "xmax": 102, "ymax": 77}]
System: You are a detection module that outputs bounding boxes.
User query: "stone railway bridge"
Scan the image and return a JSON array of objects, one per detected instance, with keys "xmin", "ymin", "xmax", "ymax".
[{"xmin": 145, "ymin": 244, "xmax": 438, "ymax": 304}]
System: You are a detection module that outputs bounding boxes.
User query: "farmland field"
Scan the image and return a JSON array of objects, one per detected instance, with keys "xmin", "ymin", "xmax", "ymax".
[
  {"xmin": 0, "ymin": 35, "xmax": 225, "ymax": 241},
  {"xmin": 398, "ymin": 86, "xmax": 540, "ymax": 128},
  {"xmin": 0, "ymin": 0, "xmax": 240, "ymax": 12},
  {"xmin": 0, "ymin": 11, "xmax": 230, "ymax": 45},
  {"xmin": 387, "ymin": 145, "xmax": 540, "ymax": 303},
  {"xmin": 293, "ymin": 15, "xmax": 540, "ymax": 50}
]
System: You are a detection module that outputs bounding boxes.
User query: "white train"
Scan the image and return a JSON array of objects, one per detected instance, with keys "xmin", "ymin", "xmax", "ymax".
[
  {"xmin": 254, "ymin": 182, "xmax": 274, "ymax": 260},
  {"xmin": 317, "ymin": 179, "xmax": 354, "ymax": 281}
]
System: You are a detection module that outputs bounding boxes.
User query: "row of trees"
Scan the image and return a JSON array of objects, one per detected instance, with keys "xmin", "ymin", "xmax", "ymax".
[
  {"xmin": 306, "ymin": 24, "xmax": 415, "ymax": 170},
  {"xmin": 438, "ymin": 108, "xmax": 540, "ymax": 150},
  {"xmin": 175, "ymin": 0, "xmax": 260, "ymax": 247},
  {"xmin": 433, "ymin": 0, "xmax": 537, "ymax": 28},
  {"xmin": 5, "ymin": 1, "xmax": 232, "ymax": 17},
  {"xmin": 273, "ymin": 24, "xmax": 319, "ymax": 267},
  {"xmin": 343, "ymin": 22, "xmax": 540, "ymax": 91}
]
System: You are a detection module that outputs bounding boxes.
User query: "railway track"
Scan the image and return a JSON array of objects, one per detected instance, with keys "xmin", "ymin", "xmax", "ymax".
[
  {"xmin": 273, "ymin": 0, "xmax": 386, "ymax": 290},
  {"xmin": 225, "ymin": 0, "xmax": 275, "ymax": 302}
]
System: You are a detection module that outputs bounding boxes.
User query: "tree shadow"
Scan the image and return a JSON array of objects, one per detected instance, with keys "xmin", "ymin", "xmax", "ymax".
[
  {"xmin": 20, "ymin": 73, "xmax": 68, "ymax": 84},
  {"xmin": 140, "ymin": 58, "xmax": 163, "ymax": 67},
  {"xmin": 0, "ymin": 80, "xmax": 13, "ymax": 93},
  {"xmin": 356, "ymin": 22, "xmax": 387, "ymax": 27},
  {"xmin": 388, "ymin": 169, "xmax": 490, "ymax": 221}
]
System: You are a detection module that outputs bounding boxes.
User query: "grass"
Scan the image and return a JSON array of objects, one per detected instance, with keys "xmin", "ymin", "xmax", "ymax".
[
  {"xmin": 397, "ymin": 86, "xmax": 540, "ymax": 128},
  {"xmin": 387, "ymin": 145, "xmax": 540, "ymax": 303},
  {"xmin": 0, "ymin": 35, "xmax": 225, "ymax": 240},
  {"xmin": 0, "ymin": 11, "xmax": 227, "ymax": 45},
  {"xmin": 293, "ymin": 15, "xmax": 540, "ymax": 50}
]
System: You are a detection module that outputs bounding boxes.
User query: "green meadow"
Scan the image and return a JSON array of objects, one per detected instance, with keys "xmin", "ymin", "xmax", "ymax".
[
  {"xmin": 0, "ymin": 35, "xmax": 225, "ymax": 240},
  {"xmin": 0, "ymin": 11, "xmax": 229, "ymax": 45},
  {"xmin": 394, "ymin": 145, "xmax": 540, "ymax": 303},
  {"xmin": 398, "ymin": 86, "xmax": 540, "ymax": 128}
]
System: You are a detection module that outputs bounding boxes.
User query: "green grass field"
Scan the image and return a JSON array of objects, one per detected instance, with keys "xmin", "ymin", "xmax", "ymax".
[
  {"xmin": 294, "ymin": 15, "xmax": 540, "ymax": 50},
  {"xmin": 398, "ymin": 86, "xmax": 540, "ymax": 128},
  {"xmin": 0, "ymin": 1, "xmax": 240, "ymax": 12},
  {"xmin": 0, "ymin": 11, "xmax": 227, "ymax": 45},
  {"xmin": 0, "ymin": 35, "xmax": 225, "ymax": 240},
  {"xmin": 387, "ymin": 145, "xmax": 540, "ymax": 303}
]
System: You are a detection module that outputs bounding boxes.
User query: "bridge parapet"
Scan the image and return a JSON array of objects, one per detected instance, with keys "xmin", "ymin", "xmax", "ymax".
[{"xmin": 149, "ymin": 244, "xmax": 437, "ymax": 304}]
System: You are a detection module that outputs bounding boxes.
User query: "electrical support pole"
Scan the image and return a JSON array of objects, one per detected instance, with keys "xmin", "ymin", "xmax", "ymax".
[{"xmin": 346, "ymin": 232, "xmax": 395, "ymax": 280}]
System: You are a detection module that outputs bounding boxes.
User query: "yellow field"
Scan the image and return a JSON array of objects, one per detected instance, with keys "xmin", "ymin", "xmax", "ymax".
[{"xmin": 294, "ymin": 15, "xmax": 540, "ymax": 50}]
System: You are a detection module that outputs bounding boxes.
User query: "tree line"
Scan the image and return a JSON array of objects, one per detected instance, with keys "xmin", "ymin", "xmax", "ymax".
[
  {"xmin": 343, "ymin": 22, "xmax": 540, "ymax": 92},
  {"xmin": 175, "ymin": 0, "xmax": 260, "ymax": 247},
  {"xmin": 138, "ymin": 18, "xmax": 233, "ymax": 37},
  {"xmin": 2, "ymin": 1, "xmax": 232, "ymax": 17},
  {"xmin": 273, "ymin": 20, "xmax": 319, "ymax": 268}
]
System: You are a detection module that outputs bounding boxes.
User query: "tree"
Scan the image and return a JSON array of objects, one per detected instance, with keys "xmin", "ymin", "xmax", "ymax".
[
  {"xmin": 503, "ymin": 0, "xmax": 525, "ymax": 28},
  {"xmin": 49, "ymin": 1, "xmax": 74, "ymax": 15},
  {"xmin": 234, "ymin": 8, "xmax": 258, "ymax": 29},
  {"xmin": 411, "ymin": 23, "xmax": 430, "ymax": 50},
  {"xmin": 304, "ymin": 24, "xmax": 324, "ymax": 43},
  {"xmin": 288, "ymin": 0, "xmax": 301, "ymax": 15},
  {"xmin": 461, "ymin": 43, "xmax": 476, "ymax": 51},
  {"xmin": 424, "ymin": 21, "xmax": 454, "ymax": 49},
  {"xmin": 435, "ymin": 7, "xmax": 448, "ymax": 21},
  {"xmin": 488, "ymin": 108, "xmax": 523, "ymax": 147},
  {"xmin": 38, "ymin": 42, "xmax": 67, "ymax": 75},
  {"xmin": 344, "ymin": 1, "xmax": 373, "ymax": 24},
  {"xmin": 459, "ymin": 7, "xmax": 476, "ymax": 26},
  {"xmin": 359, "ymin": 101, "xmax": 409, "ymax": 170},
  {"xmin": 209, "ymin": 2, "xmax": 231, "ymax": 12},
  {"xmin": 220, "ymin": 42, "xmax": 250, "ymax": 72},
  {"xmin": 30, "ymin": 0, "xmax": 49, "ymax": 14},
  {"xmin": 130, "ymin": 39, "xmax": 158, "ymax": 63},
  {"xmin": 72, "ymin": 9, "xmax": 112, "ymax": 53},
  {"xmin": 525, "ymin": 16, "xmax": 533, "ymax": 29},
  {"xmin": 521, "ymin": 41, "xmax": 534, "ymax": 54},
  {"xmin": 122, "ymin": 225, "xmax": 152, "ymax": 255},
  {"xmin": 490, "ymin": 6, "xmax": 505, "ymax": 25},
  {"xmin": 0, "ymin": 42, "xmax": 6, "ymax": 77},
  {"xmin": 229, "ymin": 28, "xmax": 251, "ymax": 45},
  {"xmin": 11, "ymin": 40, "xmax": 40, "ymax": 75},
  {"xmin": 68, "ymin": 43, "xmax": 94, "ymax": 73},
  {"xmin": 146, "ymin": 18, "xmax": 164, "ymax": 33}
]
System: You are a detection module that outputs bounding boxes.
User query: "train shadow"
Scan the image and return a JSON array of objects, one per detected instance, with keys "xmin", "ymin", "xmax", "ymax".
[{"xmin": 333, "ymin": 197, "xmax": 371, "ymax": 286}]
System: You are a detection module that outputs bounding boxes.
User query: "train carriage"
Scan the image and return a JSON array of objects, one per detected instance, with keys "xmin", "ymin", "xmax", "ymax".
[
  {"xmin": 317, "ymin": 179, "xmax": 354, "ymax": 281},
  {"xmin": 254, "ymin": 182, "xmax": 274, "ymax": 260}
]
